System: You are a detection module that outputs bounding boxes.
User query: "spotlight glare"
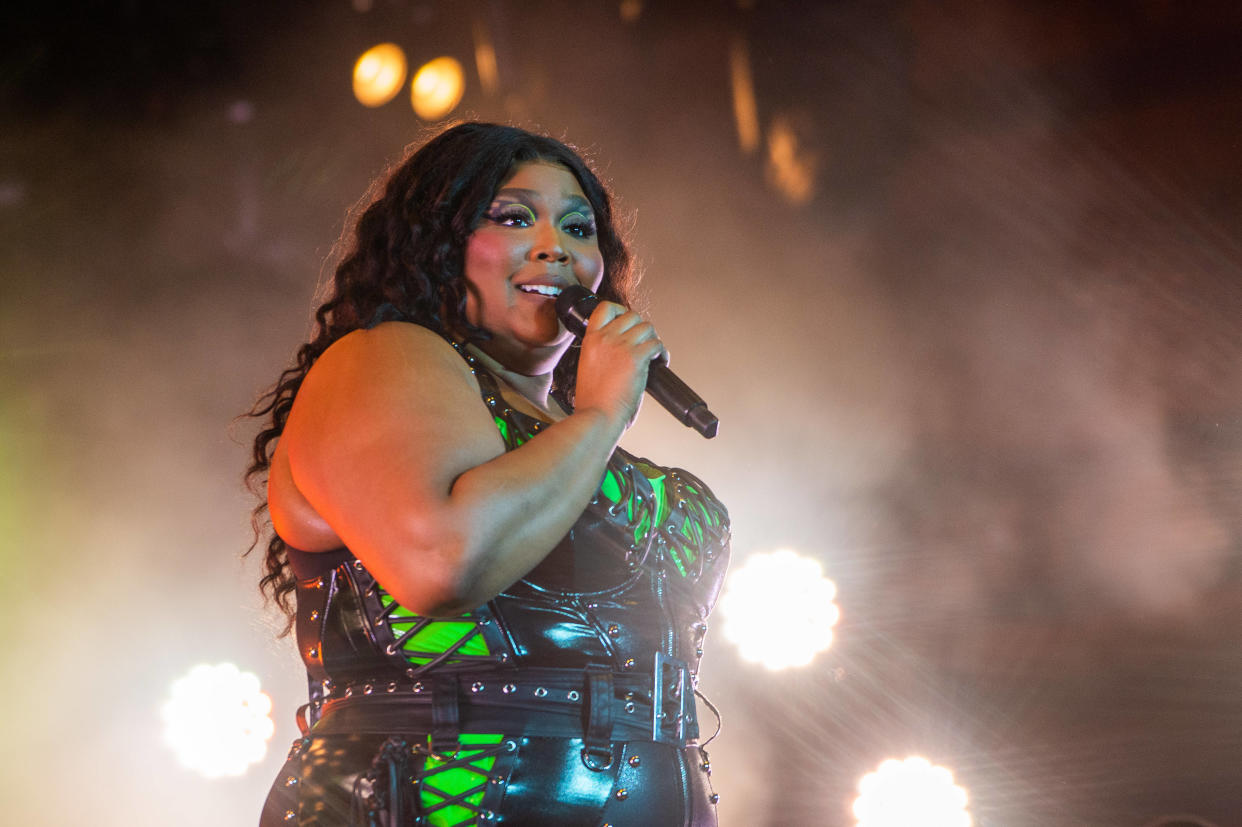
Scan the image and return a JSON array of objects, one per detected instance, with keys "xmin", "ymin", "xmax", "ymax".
[
  {"xmin": 853, "ymin": 756, "xmax": 972, "ymax": 827},
  {"xmin": 411, "ymin": 56, "xmax": 466, "ymax": 121},
  {"xmin": 719, "ymin": 548, "xmax": 840, "ymax": 670},
  {"xmin": 353, "ymin": 43, "xmax": 408, "ymax": 108},
  {"xmin": 729, "ymin": 36, "xmax": 760, "ymax": 154},
  {"xmin": 160, "ymin": 662, "xmax": 276, "ymax": 779}
]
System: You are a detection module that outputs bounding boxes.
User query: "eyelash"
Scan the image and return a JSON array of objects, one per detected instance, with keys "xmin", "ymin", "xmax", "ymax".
[{"xmin": 486, "ymin": 206, "xmax": 596, "ymax": 239}]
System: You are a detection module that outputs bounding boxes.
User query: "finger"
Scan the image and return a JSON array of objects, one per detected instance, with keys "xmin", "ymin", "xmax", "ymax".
[{"xmin": 586, "ymin": 300, "xmax": 626, "ymax": 329}]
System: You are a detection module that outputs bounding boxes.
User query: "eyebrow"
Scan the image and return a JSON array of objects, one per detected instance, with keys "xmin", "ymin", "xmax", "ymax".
[{"xmin": 493, "ymin": 187, "xmax": 594, "ymax": 214}]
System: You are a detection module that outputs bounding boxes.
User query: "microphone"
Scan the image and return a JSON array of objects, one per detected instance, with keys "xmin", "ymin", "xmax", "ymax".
[{"xmin": 555, "ymin": 285, "xmax": 719, "ymax": 439}]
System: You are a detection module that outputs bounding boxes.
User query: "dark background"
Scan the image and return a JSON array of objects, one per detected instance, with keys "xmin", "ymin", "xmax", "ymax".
[{"xmin": 4, "ymin": 1, "xmax": 1242, "ymax": 824}]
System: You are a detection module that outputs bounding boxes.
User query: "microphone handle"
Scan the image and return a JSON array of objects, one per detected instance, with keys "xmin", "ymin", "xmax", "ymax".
[{"xmin": 555, "ymin": 286, "xmax": 719, "ymax": 439}]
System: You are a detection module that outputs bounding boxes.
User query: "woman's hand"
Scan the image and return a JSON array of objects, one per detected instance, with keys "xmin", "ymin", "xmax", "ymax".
[{"xmin": 573, "ymin": 301, "xmax": 666, "ymax": 432}]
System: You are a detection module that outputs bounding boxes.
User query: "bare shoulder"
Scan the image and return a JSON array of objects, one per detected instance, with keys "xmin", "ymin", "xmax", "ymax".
[{"xmin": 284, "ymin": 321, "xmax": 503, "ymax": 506}]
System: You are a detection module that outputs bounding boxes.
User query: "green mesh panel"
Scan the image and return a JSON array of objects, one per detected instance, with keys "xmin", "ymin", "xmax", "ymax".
[{"xmin": 419, "ymin": 733, "xmax": 505, "ymax": 826}]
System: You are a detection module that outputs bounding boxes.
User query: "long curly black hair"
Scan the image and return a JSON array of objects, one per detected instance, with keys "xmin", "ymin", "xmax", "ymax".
[{"xmin": 244, "ymin": 122, "xmax": 639, "ymax": 631}]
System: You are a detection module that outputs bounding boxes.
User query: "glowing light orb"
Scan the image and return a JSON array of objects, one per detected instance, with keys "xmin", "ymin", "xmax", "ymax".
[
  {"xmin": 853, "ymin": 756, "xmax": 972, "ymax": 827},
  {"xmin": 719, "ymin": 548, "xmax": 840, "ymax": 670},
  {"xmin": 411, "ymin": 56, "xmax": 465, "ymax": 121},
  {"xmin": 353, "ymin": 43, "xmax": 408, "ymax": 108},
  {"xmin": 161, "ymin": 662, "xmax": 275, "ymax": 778}
]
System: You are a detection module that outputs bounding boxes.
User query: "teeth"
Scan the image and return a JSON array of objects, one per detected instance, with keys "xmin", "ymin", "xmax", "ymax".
[{"xmin": 518, "ymin": 284, "xmax": 563, "ymax": 296}]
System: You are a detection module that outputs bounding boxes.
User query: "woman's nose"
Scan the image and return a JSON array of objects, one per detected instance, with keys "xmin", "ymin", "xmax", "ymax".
[{"xmin": 532, "ymin": 225, "xmax": 569, "ymax": 263}]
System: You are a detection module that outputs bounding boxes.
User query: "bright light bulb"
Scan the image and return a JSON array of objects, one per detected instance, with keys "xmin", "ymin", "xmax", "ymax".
[
  {"xmin": 411, "ymin": 56, "xmax": 465, "ymax": 120},
  {"xmin": 719, "ymin": 548, "xmax": 840, "ymax": 670},
  {"xmin": 853, "ymin": 756, "xmax": 972, "ymax": 827},
  {"xmin": 160, "ymin": 662, "xmax": 276, "ymax": 778},
  {"xmin": 353, "ymin": 43, "xmax": 408, "ymax": 108}
]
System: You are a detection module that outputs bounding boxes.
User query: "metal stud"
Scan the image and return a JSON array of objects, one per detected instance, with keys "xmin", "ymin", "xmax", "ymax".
[
  {"xmin": 284, "ymin": 810, "xmax": 296, "ymax": 821},
  {"xmin": 623, "ymin": 658, "xmax": 635, "ymax": 670},
  {"xmin": 615, "ymin": 788, "xmax": 629, "ymax": 801},
  {"xmin": 607, "ymin": 624, "xmax": 621, "ymax": 637},
  {"xmin": 534, "ymin": 687, "xmax": 547, "ymax": 698},
  {"xmin": 628, "ymin": 755, "xmax": 641, "ymax": 768},
  {"xmin": 285, "ymin": 775, "xmax": 299, "ymax": 786},
  {"xmin": 309, "ymin": 609, "xmax": 319, "ymax": 621},
  {"xmin": 307, "ymin": 647, "xmax": 319, "ymax": 659},
  {"xmin": 477, "ymin": 616, "xmax": 491, "ymax": 626},
  {"xmin": 710, "ymin": 793, "xmax": 720, "ymax": 804}
]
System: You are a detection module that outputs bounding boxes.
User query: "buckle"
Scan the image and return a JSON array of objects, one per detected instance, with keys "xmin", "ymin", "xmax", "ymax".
[{"xmin": 652, "ymin": 651, "xmax": 691, "ymax": 745}]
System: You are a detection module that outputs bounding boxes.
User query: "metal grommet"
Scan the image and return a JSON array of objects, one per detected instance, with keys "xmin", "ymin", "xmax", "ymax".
[
  {"xmin": 386, "ymin": 681, "xmax": 397, "ymax": 693},
  {"xmin": 363, "ymin": 684, "xmax": 373, "ymax": 695},
  {"xmin": 534, "ymin": 687, "xmax": 547, "ymax": 698},
  {"xmin": 502, "ymin": 683, "xmax": 516, "ymax": 694},
  {"xmin": 385, "ymin": 644, "xmax": 397, "ymax": 655},
  {"xmin": 623, "ymin": 701, "xmax": 636, "ymax": 714},
  {"xmin": 344, "ymin": 686, "xmax": 353, "ymax": 697},
  {"xmin": 353, "ymin": 559, "xmax": 364, "ymax": 570},
  {"xmin": 471, "ymin": 682, "xmax": 485, "ymax": 693},
  {"xmin": 567, "ymin": 690, "xmax": 580, "ymax": 702},
  {"xmin": 412, "ymin": 682, "xmax": 424, "ymax": 693},
  {"xmin": 503, "ymin": 739, "xmax": 518, "ymax": 752}
]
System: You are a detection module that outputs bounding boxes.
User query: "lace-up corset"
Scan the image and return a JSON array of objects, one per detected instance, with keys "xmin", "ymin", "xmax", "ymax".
[{"xmin": 291, "ymin": 340, "xmax": 731, "ymax": 725}]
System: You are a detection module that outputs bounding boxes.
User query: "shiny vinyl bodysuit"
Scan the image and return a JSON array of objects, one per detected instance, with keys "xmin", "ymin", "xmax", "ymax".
[{"xmin": 260, "ymin": 338, "xmax": 730, "ymax": 827}]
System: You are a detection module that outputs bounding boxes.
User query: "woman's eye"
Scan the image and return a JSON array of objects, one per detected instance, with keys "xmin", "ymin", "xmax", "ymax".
[
  {"xmin": 560, "ymin": 213, "xmax": 596, "ymax": 239},
  {"xmin": 488, "ymin": 205, "xmax": 535, "ymax": 226}
]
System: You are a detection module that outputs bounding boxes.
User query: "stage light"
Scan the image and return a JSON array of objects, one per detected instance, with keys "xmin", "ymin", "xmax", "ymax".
[
  {"xmin": 729, "ymin": 36, "xmax": 760, "ymax": 154},
  {"xmin": 472, "ymin": 20, "xmax": 499, "ymax": 96},
  {"xmin": 620, "ymin": 0, "xmax": 643, "ymax": 22},
  {"xmin": 411, "ymin": 56, "xmax": 465, "ymax": 121},
  {"xmin": 160, "ymin": 662, "xmax": 275, "ymax": 779},
  {"xmin": 766, "ymin": 115, "xmax": 818, "ymax": 204},
  {"xmin": 719, "ymin": 548, "xmax": 840, "ymax": 670},
  {"xmin": 353, "ymin": 43, "xmax": 408, "ymax": 108},
  {"xmin": 853, "ymin": 756, "xmax": 972, "ymax": 827}
]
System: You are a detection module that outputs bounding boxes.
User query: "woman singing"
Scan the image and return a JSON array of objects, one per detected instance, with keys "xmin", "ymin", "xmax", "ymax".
[{"xmin": 248, "ymin": 122, "xmax": 729, "ymax": 826}]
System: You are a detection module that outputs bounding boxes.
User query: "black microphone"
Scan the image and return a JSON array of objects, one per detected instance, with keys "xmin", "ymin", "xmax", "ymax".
[{"xmin": 555, "ymin": 285, "xmax": 719, "ymax": 439}]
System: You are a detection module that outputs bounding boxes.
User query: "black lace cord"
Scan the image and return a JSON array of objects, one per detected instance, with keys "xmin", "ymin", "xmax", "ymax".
[
  {"xmin": 371, "ymin": 582, "xmax": 505, "ymax": 674},
  {"xmin": 351, "ymin": 737, "xmax": 411, "ymax": 827}
]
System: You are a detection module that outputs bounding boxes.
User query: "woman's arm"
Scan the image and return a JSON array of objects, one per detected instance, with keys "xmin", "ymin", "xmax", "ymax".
[{"xmin": 281, "ymin": 304, "xmax": 660, "ymax": 617}]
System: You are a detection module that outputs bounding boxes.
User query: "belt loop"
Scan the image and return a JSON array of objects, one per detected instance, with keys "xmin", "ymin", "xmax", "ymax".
[
  {"xmin": 430, "ymin": 675, "xmax": 460, "ymax": 755},
  {"xmin": 583, "ymin": 664, "xmax": 614, "ymax": 752}
]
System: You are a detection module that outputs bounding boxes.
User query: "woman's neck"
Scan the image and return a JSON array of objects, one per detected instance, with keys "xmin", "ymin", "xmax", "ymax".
[{"xmin": 463, "ymin": 342, "xmax": 563, "ymax": 420}]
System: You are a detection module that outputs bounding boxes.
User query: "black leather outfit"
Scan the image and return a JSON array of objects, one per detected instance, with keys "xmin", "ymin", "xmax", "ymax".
[{"xmin": 259, "ymin": 337, "xmax": 730, "ymax": 827}]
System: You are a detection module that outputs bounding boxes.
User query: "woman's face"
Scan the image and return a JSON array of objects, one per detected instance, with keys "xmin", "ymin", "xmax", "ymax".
[{"xmin": 463, "ymin": 161, "xmax": 605, "ymax": 373}]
